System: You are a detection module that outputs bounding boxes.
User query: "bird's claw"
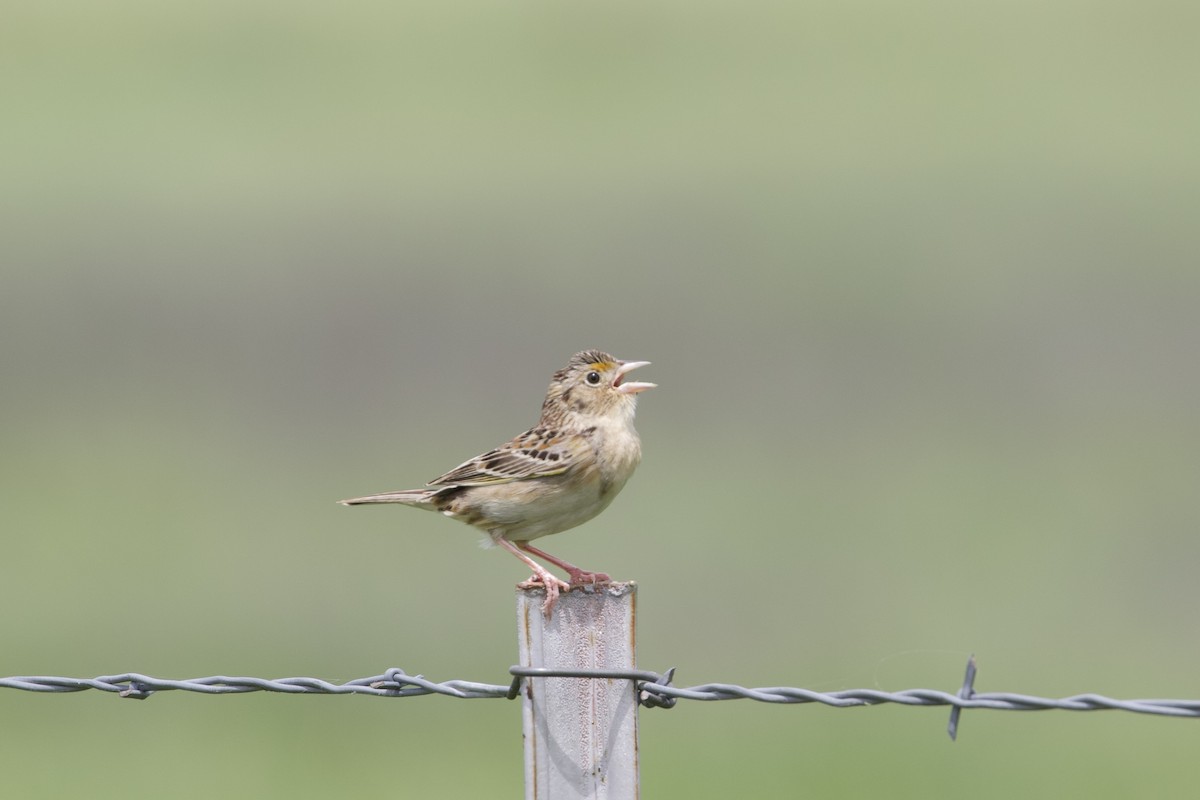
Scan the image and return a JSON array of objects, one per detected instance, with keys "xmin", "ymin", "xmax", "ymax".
[
  {"xmin": 566, "ymin": 569, "xmax": 611, "ymax": 587},
  {"xmin": 518, "ymin": 571, "xmax": 570, "ymax": 619}
]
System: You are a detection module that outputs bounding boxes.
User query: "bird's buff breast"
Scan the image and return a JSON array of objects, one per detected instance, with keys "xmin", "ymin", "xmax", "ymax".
[{"xmin": 467, "ymin": 432, "xmax": 640, "ymax": 542}]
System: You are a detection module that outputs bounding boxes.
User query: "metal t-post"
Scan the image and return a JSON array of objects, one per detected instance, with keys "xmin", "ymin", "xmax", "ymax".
[{"xmin": 516, "ymin": 582, "xmax": 639, "ymax": 800}]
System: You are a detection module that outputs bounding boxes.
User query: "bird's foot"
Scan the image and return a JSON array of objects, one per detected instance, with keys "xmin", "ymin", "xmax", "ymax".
[
  {"xmin": 565, "ymin": 569, "xmax": 611, "ymax": 587},
  {"xmin": 517, "ymin": 569, "xmax": 571, "ymax": 618}
]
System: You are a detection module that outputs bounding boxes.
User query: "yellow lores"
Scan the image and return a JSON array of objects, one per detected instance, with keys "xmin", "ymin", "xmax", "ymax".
[{"xmin": 340, "ymin": 350, "xmax": 655, "ymax": 616}]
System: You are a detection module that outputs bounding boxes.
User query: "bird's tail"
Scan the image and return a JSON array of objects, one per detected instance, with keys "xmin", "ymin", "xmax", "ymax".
[{"xmin": 338, "ymin": 489, "xmax": 438, "ymax": 506}]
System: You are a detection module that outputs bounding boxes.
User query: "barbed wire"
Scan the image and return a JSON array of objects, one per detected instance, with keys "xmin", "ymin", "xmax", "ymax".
[
  {"xmin": 0, "ymin": 670, "xmax": 508, "ymax": 700},
  {"xmin": 4, "ymin": 658, "xmax": 1198, "ymax": 740}
]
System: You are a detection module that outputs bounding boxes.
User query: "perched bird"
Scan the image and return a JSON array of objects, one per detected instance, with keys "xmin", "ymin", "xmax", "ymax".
[{"xmin": 339, "ymin": 349, "xmax": 655, "ymax": 616}]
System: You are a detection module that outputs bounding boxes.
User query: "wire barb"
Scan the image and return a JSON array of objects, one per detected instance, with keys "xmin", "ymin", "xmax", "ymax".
[
  {"xmin": 640, "ymin": 667, "xmax": 678, "ymax": 709},
  {"xmin": 948, "ymin": 654, "xmax": 977, "ymax": 741}
]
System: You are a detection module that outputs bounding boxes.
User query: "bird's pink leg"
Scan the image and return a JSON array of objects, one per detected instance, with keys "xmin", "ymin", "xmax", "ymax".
[
  {"xmin": 517, "ymin": 541, "xmax": 611, "ymax": 586},
  {"xmin": 494, "ymin": 536, "xmax": 569, "ymax": 618}
]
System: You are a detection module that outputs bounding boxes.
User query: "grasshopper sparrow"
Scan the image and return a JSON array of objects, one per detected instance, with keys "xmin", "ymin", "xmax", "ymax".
[{"xmin": 339, "ymin": 349, "xmax": 655, "ymax": 616}]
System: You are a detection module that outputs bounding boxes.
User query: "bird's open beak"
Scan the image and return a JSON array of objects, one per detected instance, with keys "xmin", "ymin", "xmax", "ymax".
[{"xmin": 614, "ymin": 360, "xmax": 656, "ymax": 394}]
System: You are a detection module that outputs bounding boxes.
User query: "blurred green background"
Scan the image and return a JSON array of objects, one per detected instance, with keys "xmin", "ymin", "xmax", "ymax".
[{"xmin": 3, "ymin": 0, "xmax": 1199, "ymax": 796}]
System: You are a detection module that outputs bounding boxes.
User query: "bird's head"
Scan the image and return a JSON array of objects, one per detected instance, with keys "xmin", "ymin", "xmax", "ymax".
[{"xmin": 541, "ymin": 349, "xmax": 655, "ymax": 425}]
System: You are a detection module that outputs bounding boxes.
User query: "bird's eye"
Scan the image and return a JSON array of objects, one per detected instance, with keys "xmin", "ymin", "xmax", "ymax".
[{"xmin": 585, "ymin": 371, "xmax": 602, "ymax": 385}]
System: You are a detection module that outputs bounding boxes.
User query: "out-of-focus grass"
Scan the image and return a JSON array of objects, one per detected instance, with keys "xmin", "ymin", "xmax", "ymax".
[{"xmin": 3, "ymin": 1, "xmax": 1199, "ymax": 797}]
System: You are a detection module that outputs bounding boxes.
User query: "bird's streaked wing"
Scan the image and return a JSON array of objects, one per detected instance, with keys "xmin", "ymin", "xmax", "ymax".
[{"xmin": 428, "ymin": 429, "xmax": 590, "ymax": 486}]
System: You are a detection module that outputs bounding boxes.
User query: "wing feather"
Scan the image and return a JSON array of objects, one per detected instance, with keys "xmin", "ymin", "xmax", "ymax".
[{"xmin": 428, "ymin": 428, "xmax": 590, "ymax": 486}]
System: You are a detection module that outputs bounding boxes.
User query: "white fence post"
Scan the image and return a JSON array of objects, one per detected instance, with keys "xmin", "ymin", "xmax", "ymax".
[{"xmin": 516, "ymin": 582, "xmax": 639, "ymax": 800}]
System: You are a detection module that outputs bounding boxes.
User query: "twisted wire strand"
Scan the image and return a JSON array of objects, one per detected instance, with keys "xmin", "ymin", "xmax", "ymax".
[
  {"xmin": 3, "ymin": 667, "xmax": 1198, "ymax": 720},
  {"xmin": 634, "ymin": 682, "xmax": 1200, "ymax": 717},
  {"xmin": 0, "ymin": 669, "xmax": 509, "ymax": 700}
]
